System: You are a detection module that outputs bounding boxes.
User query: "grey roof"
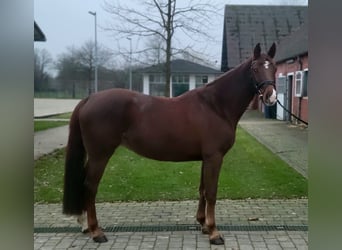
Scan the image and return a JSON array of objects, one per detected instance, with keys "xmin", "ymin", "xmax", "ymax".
[
  {"xmin": 140, "ymin": 59, "xmax": 222, "ymax": 74},
  {"xmin": 221, "ymin": 5, "xmax": 307, "ymax": 71},
  {"xmin": 275, "ymin": 21, "xmax": 308, "ymax": 62},
  {"xmin": 34, "ymin": 22, "xmax": 46, "ymax": 42}
]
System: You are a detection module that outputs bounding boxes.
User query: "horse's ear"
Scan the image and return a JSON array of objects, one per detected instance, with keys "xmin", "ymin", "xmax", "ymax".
[
  {"xmin": 268, "ymin": 42, "xmax": 276, "ymax": 58},
  {"xmin": 253, "ymin": 43, "xmax": 261, "ymax": 59}
]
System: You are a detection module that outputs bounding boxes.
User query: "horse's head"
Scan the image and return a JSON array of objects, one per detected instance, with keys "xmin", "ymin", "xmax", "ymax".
[{"xmin": 251, "ymin": 43, "xmax": 277, "ymax": 106}]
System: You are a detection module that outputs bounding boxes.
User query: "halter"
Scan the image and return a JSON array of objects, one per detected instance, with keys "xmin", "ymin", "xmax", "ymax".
[
  {"xmin": 254, "ymin": 80, "xmax": 275, "ymax": 95},
  {"xmin": 250, "ymin": 60, "xmax": 276, "ymax": 95}
]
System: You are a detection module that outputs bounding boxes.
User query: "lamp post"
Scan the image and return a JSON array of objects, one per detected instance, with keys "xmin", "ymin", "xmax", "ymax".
[
  {"xmin": 88, "ymin": 11, "xmax": 98, "ymax": 93},
  {"xmin": 126, "ymin": 37, "xmax": 132, "ymax": 90}
]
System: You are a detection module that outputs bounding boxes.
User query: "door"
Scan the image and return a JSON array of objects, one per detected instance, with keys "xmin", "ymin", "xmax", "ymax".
[
  {"xmin": 276, "ymin": 76, "xmax": 286, "ymax": 120},
  {"xmin": 285, "ymin": 74, "xmax": 293, "ymax": 122}
]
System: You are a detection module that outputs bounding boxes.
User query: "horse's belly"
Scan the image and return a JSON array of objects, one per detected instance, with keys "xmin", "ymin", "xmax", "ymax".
[
  {"xmin": 126, "ymin": 146, "xmax": 202, "ymax": 162},
  {"xmin": 121, "ymin": 132, "xmax": 202, "ymax": 162}
]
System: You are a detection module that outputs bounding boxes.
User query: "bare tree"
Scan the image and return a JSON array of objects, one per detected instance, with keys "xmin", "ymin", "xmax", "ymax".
[
  {"xmin": 104, "ymin": 0, "xmax": 220, "ymax": 97},
  {"xmin": 135, "ymin": 34, "xmax": 165, "ymax": 66},
  {"xmin": 55, "ymin": 47, "xmax": 83, "ymax": 81},
  {"xmin": 75, "ymin": 40, "xmax": 113, "ymax": 82},
  {"xmin": 34, "ymin": 48, "xmax": 53, "ymax": 91},
  {"xmin": 55, "ymin": 40, "xmax": 113, "ymax": 86}
]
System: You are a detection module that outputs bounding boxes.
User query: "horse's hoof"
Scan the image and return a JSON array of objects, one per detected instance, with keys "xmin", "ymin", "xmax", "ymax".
[
  {"xmin": 201, "ymin": 226, "xmax": 209, "ymax": 234},
  {"xmin": 209, "ymin": 235, "xmax": 225, "ymax": 245},
  {"xmin": 93, "ymin": 235, "xmax": 108, "ymax": 243},
  {"xmin": 82, "ymin": 228, "xmax": 89, "ymax": 234}
]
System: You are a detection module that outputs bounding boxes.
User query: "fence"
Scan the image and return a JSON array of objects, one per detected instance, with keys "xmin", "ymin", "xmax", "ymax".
[{"xmin": 34, "ymin": 79, "xmax": 143, "ymax": 99}]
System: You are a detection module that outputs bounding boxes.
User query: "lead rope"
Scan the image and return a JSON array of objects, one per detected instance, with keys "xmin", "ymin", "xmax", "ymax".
[{"xmin": 276, "ymin": 99, "xmax": 308, "ymax": 126}]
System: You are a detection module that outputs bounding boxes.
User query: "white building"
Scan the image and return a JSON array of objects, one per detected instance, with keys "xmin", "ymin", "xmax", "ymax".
[{"xmin": 140, "ymin": 59, "xmax": 222, "ymax": 97}]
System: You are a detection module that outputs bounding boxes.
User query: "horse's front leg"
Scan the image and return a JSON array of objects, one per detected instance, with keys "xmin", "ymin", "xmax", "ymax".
[
  {"xmin": 202, "ymin": 153, "xmax": 224, "ymax": 245},
  {"xmin": 84, "ymin": 158, "xmax": 109, "ymax": 243},
  {"xmin": 196, "ymin": 163, "xmax": 209, "ymax": 234}
]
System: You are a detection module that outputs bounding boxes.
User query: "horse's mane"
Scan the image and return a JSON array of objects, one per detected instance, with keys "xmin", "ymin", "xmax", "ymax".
[
  {"xmin": 202, "ymin": 58, "xmax": 253, "ymax": 91},
  {"xmin": 205, "ymin": 57, "xmax": 253, "ymax": 88}
]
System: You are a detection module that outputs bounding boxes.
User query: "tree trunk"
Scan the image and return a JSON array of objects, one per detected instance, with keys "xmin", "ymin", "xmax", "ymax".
[
  {"xmin": 165, "ymin": 38, "xmax": 171, "ymax": 97},
  {"xmin": 164, "ymin": 0, "xmax": 173, "ymax": 97}
]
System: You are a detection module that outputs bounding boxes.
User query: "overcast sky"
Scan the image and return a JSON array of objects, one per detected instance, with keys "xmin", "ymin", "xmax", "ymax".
[{"xmin": 34, "ymin": 0, "xmax": 307, "ymax": 70}]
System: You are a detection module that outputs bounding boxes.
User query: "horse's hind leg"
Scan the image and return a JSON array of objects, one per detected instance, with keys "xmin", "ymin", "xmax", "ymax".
[
  {"xmin": 83, "ymin": 156, "xmax": 111, "ymax": 243},
  {"xmin": 77, "ymin": 211, "xmax": 88, "ymax": 233}
]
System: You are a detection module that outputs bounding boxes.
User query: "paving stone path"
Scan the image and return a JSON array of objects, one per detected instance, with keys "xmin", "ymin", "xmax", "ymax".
[{"xmin": 34, "ymin": 199, "xmax": 307, "ymax": 249}]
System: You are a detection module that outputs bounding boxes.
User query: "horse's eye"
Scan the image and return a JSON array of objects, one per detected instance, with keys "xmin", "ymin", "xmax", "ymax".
[{"xmin": 253, "ymin": 68, "xmax": 258, "ymax": 73}]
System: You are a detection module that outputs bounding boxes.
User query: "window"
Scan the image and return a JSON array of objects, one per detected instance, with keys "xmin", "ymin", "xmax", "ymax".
[
  {"xmin": 276, "ymin": 76, "xmax": 286, "ymax": 94},
  {"xmin": 302, "ymin": 69, "xmax": 308, "ymax": 97},
  {"xmin": 172, "ymin": 75, "xmax": 189, "ymax": 84},
  {"xmin": 195, "ymin": 75, "xmax": 208, "ymax": 88},
  {"xmin": 149, "ymin": 74, "xmax": 165, "ymax": 84},
  {"xmin": 294, "ymin": 70, "xmax": 308, "ymax": 97},
  {"xmin": 295, "ymin": 71, "xmax": 304, "ymax": 97},
  {"xmin": 149, "ymin": 74, "xmax": 166, "ymax": 96},
  {"xmin": 172, "ymin": 75, "xmax": 189, "ymax": 97}
]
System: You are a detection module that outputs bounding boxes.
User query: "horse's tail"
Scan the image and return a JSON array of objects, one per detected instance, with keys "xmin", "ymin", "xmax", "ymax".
[{"xmin": 63, "ymin": 98, "xmax": 88, "ymax": 215}]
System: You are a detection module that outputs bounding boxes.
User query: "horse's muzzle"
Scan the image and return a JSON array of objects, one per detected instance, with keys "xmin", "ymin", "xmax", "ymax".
[{"xmin": 261, "ymin": 88, "xmax": 277, "ymax": 106}]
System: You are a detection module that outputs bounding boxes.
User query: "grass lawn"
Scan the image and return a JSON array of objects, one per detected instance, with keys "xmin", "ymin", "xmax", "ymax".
[
  {"xmin": 34, "ymin": 120, "xmax": 69, "ymax": 132},
  {"xmin": 49, "ymin": 112, "xmax": 72, "ymax": 119},
  {"xmin": 34, "ymin": 112, "xmax": 71, "ymax": 132},
  {"xmin": 34, "ymin": 126, "xmax": 307, "ymax": 203}
]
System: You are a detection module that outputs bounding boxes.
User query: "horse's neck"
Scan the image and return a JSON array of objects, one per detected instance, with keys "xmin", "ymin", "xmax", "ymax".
[{"xmin": 204, "ymin": 59, "xmax": 256, "ymax": 126}]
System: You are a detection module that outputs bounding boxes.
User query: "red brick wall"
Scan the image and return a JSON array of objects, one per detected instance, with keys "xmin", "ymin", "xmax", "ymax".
[{"xmin": 274, "ymin": 54, "xmax": 308, "ymax": 124}]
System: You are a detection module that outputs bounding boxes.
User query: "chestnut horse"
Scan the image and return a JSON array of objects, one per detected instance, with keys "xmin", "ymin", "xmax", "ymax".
[{"xmin": 63, "ymin": 43, "xmax": 277, "ymax": 245}]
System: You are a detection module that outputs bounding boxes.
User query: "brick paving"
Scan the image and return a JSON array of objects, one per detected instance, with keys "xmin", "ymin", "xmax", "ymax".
[
  {"xmin": 34, "ymin": 200, "xmax": 307, "ymax": 228},
  {"xmin": 34, "ymin": 231, "xmax": 308, "ymax": 250},
  {"xmin": 34, "ymin": 199, "xmax": 307, "ymax": 249}
]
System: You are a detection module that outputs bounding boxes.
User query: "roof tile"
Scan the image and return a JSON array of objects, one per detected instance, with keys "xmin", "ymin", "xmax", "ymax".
[
  {"xmin": 221, "ymin": 5, "xmax": 307, "ymax": 71},
  {"xmin": 140, "ymin": 59, "xmax": 222, "ymax": 74}
]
